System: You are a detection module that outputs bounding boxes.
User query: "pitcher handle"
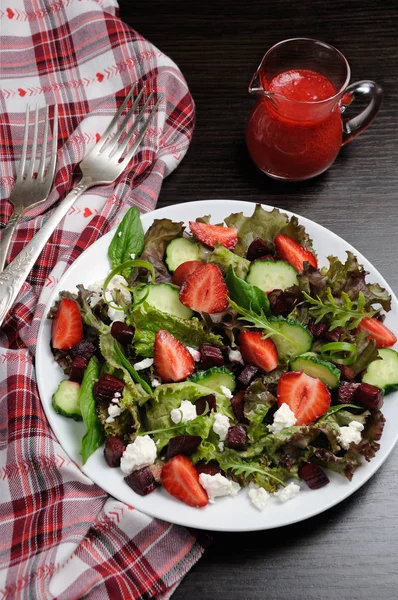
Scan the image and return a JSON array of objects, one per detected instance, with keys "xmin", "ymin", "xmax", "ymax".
[{"xmin": 341, "ymin": 80, "xmax": 383, "ymax": 146}]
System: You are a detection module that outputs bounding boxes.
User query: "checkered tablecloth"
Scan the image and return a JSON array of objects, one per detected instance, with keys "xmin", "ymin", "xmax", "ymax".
[{"xmin": 0, "ymin": 1, "xmax": 209, "ymax": 598}]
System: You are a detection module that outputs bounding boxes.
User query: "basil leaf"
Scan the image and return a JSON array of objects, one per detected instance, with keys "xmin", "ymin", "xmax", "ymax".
[
  {"xmin": 80, "ymin": 355, "xmax": 104, "ymax": 464},
  {"xmin": 225, "ymin": 265, "xmax": 270, "ymax": 314},
  {"xmin": 108, "ymin": 207, "xmax": 144, "ymax": 273}
]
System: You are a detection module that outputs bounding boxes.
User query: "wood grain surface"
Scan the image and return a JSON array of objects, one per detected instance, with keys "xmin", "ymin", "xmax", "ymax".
[{"xmin": 120, "ymin": 1, "xmax": 398, "ymax": 598}]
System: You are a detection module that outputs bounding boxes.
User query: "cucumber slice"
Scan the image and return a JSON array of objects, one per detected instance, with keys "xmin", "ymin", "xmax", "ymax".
[
  {"xmin": 165, "ymin": 238, "xmax": 200, "ymax": 272},
  {"xmin": 290, "ymin": 352, "xmax": 340, "ymax": 389},
  {"xmin": 189, "ymin": 366, "xmax": 236, "ymax": 393},
  {"xmin": 134, "ymin": 283, "xmax": 193, "ymax": 319},
  {"xmin": 246, "ymin": 260, "xmax": 298, "ymax": 293},
  {"xmin": 268, "ymin": 317, "xmax": 312, "ymax": 361},
  {"xmin": 52, "ymin": 380, "xmax": 82, "ymax": 421},
  {"xmin": 362, "ymin": 348, "xmax": 398, "ymax": 394}
]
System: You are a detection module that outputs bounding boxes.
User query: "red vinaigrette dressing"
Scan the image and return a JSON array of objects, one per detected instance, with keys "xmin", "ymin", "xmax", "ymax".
[{"xmin": 246, "ymin": 69, "xmax": 343, "ymax": 180}]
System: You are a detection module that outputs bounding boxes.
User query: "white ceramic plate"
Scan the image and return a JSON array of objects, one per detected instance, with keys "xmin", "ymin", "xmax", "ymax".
[{"xmin": 36, "ymin": 200, "xmax": 398, "ymax": 532}]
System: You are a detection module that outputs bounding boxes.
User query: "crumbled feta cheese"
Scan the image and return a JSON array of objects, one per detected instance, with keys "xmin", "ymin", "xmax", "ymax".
[
  {"xmin": 220, "ymin": 385, "xmax": 233, "ymax": 400},
  {"xmin": 228, "ymin": 348, "xmax": 243, "ymax": 364},
  {"xmin": 338, "ymin": 420, "xmax": 364, "ymax": 449},
  {"xmin": 114, "ymin": 392, "xmax": 121, "ymax": 398},
  {"xmin": 275, "ymin": 482, "xmax": 300, "ymax": 503},
  {"xmin": 105, "ymin": 403, "xmax": 123, "ymax": 423},
  {"xmin": 151, "ymin": 377, "xmax": 161, "ymax": 388},
  {"xmin": 218, "ymin": 442, "xmax": 225, "ymax": 452},
  {"xmin": 118, "ymin": 231, "xmax": 122, "ymax": 237},
  {"xmin": 186, "ymin": 346, "xmax": 201, "ymax": 362},
  {"xmin": 130, "ymin": 253, "xmax": 136, "ymax": 259},
  {"xmin": 120, "ymin": 435, "xmax": 157, "ymax": 474},
  {"xmin": 248, "ymin": 483, "xmax": 270, "ymax": 511},
  {"xmin": 170, "ymin": 401, "xmax": 197, "ymax": 424},
  {"xmin": 107, "ymin": 305, "xmax": 126, "ymax": 322},
  {"xmin": 111, "ymin": 395, "xmax": 120, "ymax": 404},
  {"xmin": 87, "ymin": 280, "xmax": 104, "ymax": 307},
  {"xmin": 104, "ymin": 274, "xmax": 131, "ymax": 305},
  {"xmin": 268, "ymin": 403, "xmax": 297, "ymax": 434},
  {"xmin": 213, "ymin": 413, "xmax": 230, "ymax": 441},
  {"xmin": 133, "ymin": 358, "xmax": 154, "ymax": 371},
  {"xmin": 199, "ymin": 473, "xmax": 240, "ymax": 503}
]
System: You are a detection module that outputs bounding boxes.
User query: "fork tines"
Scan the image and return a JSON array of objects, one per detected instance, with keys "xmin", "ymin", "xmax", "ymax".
[{"xmin": 95, "ymin": 86, "xmax": 164, "ymax": 165}]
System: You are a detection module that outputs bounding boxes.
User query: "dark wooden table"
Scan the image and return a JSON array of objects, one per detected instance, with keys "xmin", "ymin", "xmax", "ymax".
[{"xmin": 121, "ymin": 1, "xmax": 398, "ymax": 598}]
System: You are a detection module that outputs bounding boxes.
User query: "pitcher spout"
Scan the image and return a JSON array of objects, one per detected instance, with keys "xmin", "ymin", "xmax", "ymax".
[{"xmin": 248, "ymin": 70, "xmax": 268, "ymax": 96}]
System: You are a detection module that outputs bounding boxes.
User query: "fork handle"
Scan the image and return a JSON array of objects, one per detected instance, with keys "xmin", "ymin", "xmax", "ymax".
[
  {"xmin": 0, "ymin": 178, "xmax": 92, "ymax": 327},
  {"xmin": 0, "ymin": 210, "xmax": 23, "ymax": 272}
]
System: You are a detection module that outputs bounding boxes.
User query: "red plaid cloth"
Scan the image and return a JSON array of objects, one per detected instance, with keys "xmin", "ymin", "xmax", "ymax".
[{"xmin": 0, "ymin": 1, "xmax": 209, "ymax": 598}]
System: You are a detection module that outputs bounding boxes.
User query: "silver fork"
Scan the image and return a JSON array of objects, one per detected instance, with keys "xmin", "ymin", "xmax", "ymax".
[
  {"xmin": 0, "ymin": 86, "xmax": 163, "ymax": 326},
  {"xmin": 0, "ymin": 104, "xmax": 58, "ymax": 271}
]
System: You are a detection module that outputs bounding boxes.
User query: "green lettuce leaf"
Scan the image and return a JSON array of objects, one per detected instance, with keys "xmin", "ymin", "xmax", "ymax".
[
  {"xmin": 244, "ymin": 379, "xmax": 276, "ymax": 435},
  {"xmin": 130, "ymin": 302, "xmax": 223, "ymax": 357},
  {"xmin": 80, "ymin": 356, "xmax": 104, "ymax": 464},
  {"xmin": 224, "ymin": 204, "xmax": 289, "ymax": 256},
  {"xmin": 108, "ymin": 207, "xmax": 144, "ymax": 276},
  {"xmin": 225, "ymin": 265, "xmax": 270, "ymax": 315},
  {"xmin": 209, "ymin": 244, "xmax": 250, "ymax": 279},
  {"xmin": 142, "ymin": 413, "xmax": 214, "ymax": 451},
  {"xmin": 138, "ymin": 218, "xmax": 184, "ymax": 282},
  {"xmin": 143, "ymin": 381, "xmax": 233, "ymax": 429}
]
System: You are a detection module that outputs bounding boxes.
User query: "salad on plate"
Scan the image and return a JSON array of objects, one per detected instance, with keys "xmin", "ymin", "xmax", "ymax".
[{"xmin": 47, "ymin": 204, "xmax": 398, "ymax": 511}]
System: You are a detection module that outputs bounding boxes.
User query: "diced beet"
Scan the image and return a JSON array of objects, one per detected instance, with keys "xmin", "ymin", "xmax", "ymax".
[
  {"xmin": 104, "ymin": 436, "xmax": 125, "ymax": 468},
  {"xmin": 338, "ymin": 365, "xmax": 356, "ymax": 381},
  {"xmin": 166, "ymin": 435, "xmax": 202, "ymax": 459},
  {"xmin": 323, "ymin": 327, "xmax": 343, "ymax": 342},
  {"xmin": 353, "ymin": 383, "xmax": 384, "ymax": 410},
  {"xmin": 268, "ymin": 288, "xmax": 301, "ymax": 316},
  {"xmin": 246, "ymin": 238, "xmax": 274, "ymax": 261},
  {"xmin": 111, "ymin": 321, "xmax": 135, "ymax": 345},
  {"xmin": 195, "ymin": 460, "xmax": 221, "ymax": 476},
  {"xmin": 124, "ymin": 466, "xmax": 157, "ymax": 496},
  {"xmin": 299, "ymin": 462, "xmax": 330, "ymax": 489},
  {"xmin": 230, "ymin": 390, "xmax": 246, "ymax": 423},
  {"xmin": 200, "ymin": 344, "xmax": 225, "ymax": 369},
  {"xmin": 195, "ymin": 394, "xmax": 217, "ymax": 415},
  {"xmin": 226, "ymin": 425, "xmax": 247, "ymax": 450},
  {"xmin": 308, "ymin": 319, "xmax": 328, "ymax": 338},
  {"xmin": 237, "ymin": 365, "xmax": 259, "ymax": 388},
  {"xmin": 338, "ymin": 381, "xmax": 360, "ymax": 404},
  {"xmin": 69, "ymin": 355, "xmax": 88, "ymax": 383},
  {"xmin": 94, "ymin": 373, "xmax": 125, "ymax": 405},
  {"xmin": 71, "ymin": 339, "xmax": 97, "ymax": 360}
]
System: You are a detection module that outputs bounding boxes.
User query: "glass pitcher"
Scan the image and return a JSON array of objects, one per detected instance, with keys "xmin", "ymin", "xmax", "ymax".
[{"xmin": 246, "ymin": 38, "xmax": 383, "ymax": 181}]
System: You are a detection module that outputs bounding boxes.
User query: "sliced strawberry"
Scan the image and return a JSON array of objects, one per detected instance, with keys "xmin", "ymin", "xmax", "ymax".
[
  {"xmin": 239, "ymin": 331, "xmax": 278, "ymax": 372},
  {"xmin": 274, "ymin": 234, "xmax": 317, "ymax": 272},
  {"xmin": 171, "ymin": 260, "xmax": 204, "ymax": 286},
  {"xmin": 277, "ymin": 371, "xmax": 331, "ymax": 425},
  {"xmin": 154, "ymin": 330, "xmax": 195, "ymax": 382},
  {"xmin": 358, "ymin": 317, "xmax": 397, "ymax": 348},
  {"xmin": 161, "ymin": 455, "xmax": 209, "ymax": 508},
  {"xmin": 179, "ymin": 263, "xmax": 229, "ymax": 313},
  {"xmin": 189, "ymin": 221, "xmax": 238, "ymax": 250},
  {"xmin": 52, "ymin": 298, "xmax": 83, "ymax": 350}
]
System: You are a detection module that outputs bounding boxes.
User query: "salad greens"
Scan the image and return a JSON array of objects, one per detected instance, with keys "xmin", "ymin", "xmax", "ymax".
[
  {"xmin": 108, "ymin": 206, "xmax": 145, "ymax": 276},
  {"xmin": 80, "ymin": 356, "xmax": 104, "ymax": 464},
  {"xmin": 49, "ymin": 203, "xmax": 395, "ymax": 505}
]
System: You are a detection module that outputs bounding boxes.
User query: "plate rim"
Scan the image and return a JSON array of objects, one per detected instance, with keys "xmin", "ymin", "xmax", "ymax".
[{"xmin": 36, "ymin": 199, "xmax": 398, "ymax": 532}]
